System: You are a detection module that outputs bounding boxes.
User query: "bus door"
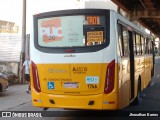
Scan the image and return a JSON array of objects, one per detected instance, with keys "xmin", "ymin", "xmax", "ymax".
[
  {"xmin": 118, "ymin": 24, "xmax": 131, "ymax": 108},
  {"xmin": 128, "ymin": 31, "xmax": 135, "ymax": 100}
]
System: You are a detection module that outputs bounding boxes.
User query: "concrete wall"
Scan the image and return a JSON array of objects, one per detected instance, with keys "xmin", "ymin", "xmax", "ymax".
[
  {"xmin": 0, "ymin": 62, "xmax": 19, "ymax": 75},
  {"xmin": 0, "ymin": 33, "xmax": 21, "ymax": 62}
]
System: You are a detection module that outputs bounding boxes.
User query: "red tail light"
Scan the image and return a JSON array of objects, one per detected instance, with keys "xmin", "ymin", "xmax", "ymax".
[
  {"xmin": 32, "ymin": 61, "xmax": 41, "ymax": 92},
  {"xmin": 104, "ymin": 59, "xmax": 115, "ymax": 94}
]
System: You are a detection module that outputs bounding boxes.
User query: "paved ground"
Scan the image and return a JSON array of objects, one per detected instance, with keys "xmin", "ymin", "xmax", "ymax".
[{"xmin": 0, "ymin": 84, "xmax": 31, "ymax": 111}]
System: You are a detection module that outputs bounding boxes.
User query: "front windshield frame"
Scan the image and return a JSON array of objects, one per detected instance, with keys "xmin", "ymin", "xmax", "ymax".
[{"xmin": 34, "ymin": 9, "xmax": 110, "ymax": 53}]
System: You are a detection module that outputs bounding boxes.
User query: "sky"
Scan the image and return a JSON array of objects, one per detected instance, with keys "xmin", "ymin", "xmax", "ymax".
[
  {"xmin": 26, "ymin": 0, "xmax": 80, "ymax": 33},
  {"xmin": 0, "ymin": 0, "xmax": 22, "ymax": 25},
  {"xmin": 0, "ymin": 0, "xmax": 116, "ymax": 34}
]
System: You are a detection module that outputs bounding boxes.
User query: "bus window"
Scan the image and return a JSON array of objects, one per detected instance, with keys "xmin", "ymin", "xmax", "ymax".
[
  {"xmin": 37, "ymin": 15, "xmax": 106, "ymax": 48},
  {"xmin": 136, "ymin": 33, "xmax": 141, "ymax": 55},
  {"xmin": 122, "ymin": 26, "xmax": 129, "ymax": 56},
  {"xmin": 133, "ymin": 33, "xmax": 137, "ymax": 55},
  {"xmin": 148, "ymin": 41, "xmax": 152, "ymax": 54},
  {"xmin": 145, "ymin": 38, "xmax": 148, "ymax": 54},
  {"xmin": 118, "ymin": 24, "xmax": 123, "ymax": 56},
  {"xmin": 141, "ymin": 36, "xmax": 145, "ymax": 55}
]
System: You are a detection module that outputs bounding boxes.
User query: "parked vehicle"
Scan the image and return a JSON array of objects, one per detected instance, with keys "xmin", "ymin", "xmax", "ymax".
[{"xmin": 0, "ymin": 73, "xmax": 8, "ymax": 92}]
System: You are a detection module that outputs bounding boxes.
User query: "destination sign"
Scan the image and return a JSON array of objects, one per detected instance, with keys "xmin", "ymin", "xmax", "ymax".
[{"xmin": 86, "ymin": 16, "xmax": 100, "ymax": 25}]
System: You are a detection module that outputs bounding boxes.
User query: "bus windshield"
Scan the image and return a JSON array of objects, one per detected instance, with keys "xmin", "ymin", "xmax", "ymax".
[{"xmin": 38, "ymin": 15, "xmax": 106, "ymax": 47}]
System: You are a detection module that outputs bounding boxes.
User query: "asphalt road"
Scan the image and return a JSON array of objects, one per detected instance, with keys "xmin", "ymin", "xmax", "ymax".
[{"xmin": 1, "ymin": 57, "xmax": 160, "ymax": 120}]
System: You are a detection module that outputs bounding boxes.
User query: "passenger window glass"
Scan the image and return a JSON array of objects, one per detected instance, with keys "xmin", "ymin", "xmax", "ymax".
[
  {"xmin": 136, "ymin": 33, "xmax": 141, "ymax": 55},
  {"xmin": 145, "ymin": 38, "xmax": 148, "ymax": 54},
  {"xmin": 122, "ymin": 27, "xmax": 129, "ymax": 56},
  {"xmin": 133, "ymin": 33, "xmax": 137, "ymax": 55},
  {"xmin": 118, "ymin": 24, "xmax": 123, "ymax": 56},
  {"xmin": 141, "ymin": 36, "xmax": 145, "ymax": 55},
  {"xmin": 148, "ymin": 41, "xmax": 152, "ymax": 54}
]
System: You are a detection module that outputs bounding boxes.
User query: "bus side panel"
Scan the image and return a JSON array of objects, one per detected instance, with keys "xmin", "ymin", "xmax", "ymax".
[
  {"xmin": 137, "ymin": 56, "xmax": 146, "ymax": 90},
  {"xmin": 118, "ymin": 57, "xmax": 130, "ymax": 109},
  {"xmin": 145, "ymin": 55, "xmax": 153, "ymax": 85},
  {"xmin": 118, "ymin": 79, "xmax": 130, "ymax": 109},
  {"xmin": 134, "ymin": 57, "xmax": 141, "ymax": 98},
  {"xmin": 138, "ymin": 55, "xmax": 152, "ymax": 90}
]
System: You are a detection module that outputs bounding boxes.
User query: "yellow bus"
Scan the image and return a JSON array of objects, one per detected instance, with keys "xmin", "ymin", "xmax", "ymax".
[{"xmin": 30, "ymin": 9, "xmax": 154, "ymax": 110}]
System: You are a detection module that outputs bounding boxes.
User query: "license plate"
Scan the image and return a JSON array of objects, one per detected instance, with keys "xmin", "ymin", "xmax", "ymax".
[{"xmin": 64, "ymin": 82, "xmax": 79, "ymax": 88}]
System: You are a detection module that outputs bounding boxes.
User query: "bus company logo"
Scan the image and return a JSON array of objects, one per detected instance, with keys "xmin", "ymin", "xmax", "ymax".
[
  {"xmin": 64, "ymin": 54, "xmax": 76, "ymax": 57},
  {"xmin": 41, "ymin": 18, "xmax": 63, "ymax": 43},
  {"xmin": 48, "ymin": 68, "xmax": 68, "ymax": 73}
]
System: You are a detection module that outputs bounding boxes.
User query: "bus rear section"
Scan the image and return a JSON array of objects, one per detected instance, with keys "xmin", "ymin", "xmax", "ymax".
[{"xmin": 31, "ymin": 9, "xmax": 118, "ymax": 110}]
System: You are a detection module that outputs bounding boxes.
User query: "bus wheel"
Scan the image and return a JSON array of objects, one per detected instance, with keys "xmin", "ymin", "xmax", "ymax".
[
  {"xmin": 43, "ymin": 108, "xmax": 48, "ymax": 111},
  {"xmin": 133, "ymin": 78, "xmax": 141, "ymax": 105},
  {"xmin": 0, "ymin": 84, "xmax": 2, "ymax": 92},
  {"xmin": 147, "ymin": 81, "xmax": 151, "ymax": 87},
  {"xmin": 151, "ymin": 67, "xmax": 154, "ymax": 78}
]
